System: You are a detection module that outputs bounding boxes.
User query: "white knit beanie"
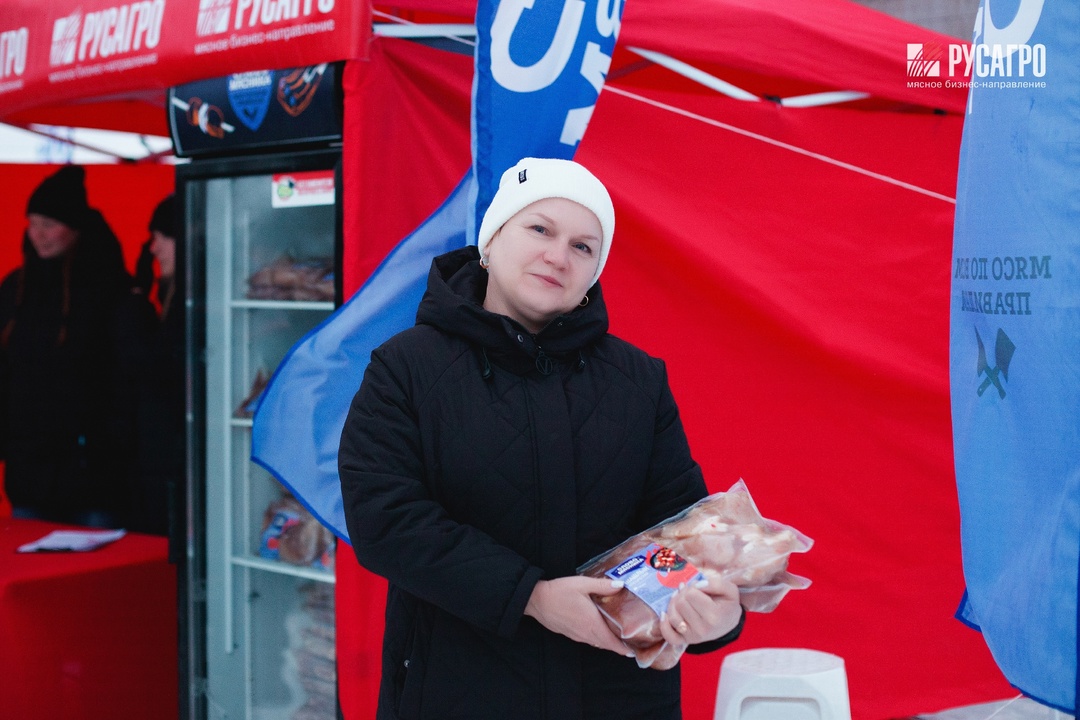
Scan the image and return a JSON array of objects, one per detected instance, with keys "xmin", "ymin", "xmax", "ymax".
[{"xmin": 477, "ymin": 157, "xmax": 615, "ymax": 287}]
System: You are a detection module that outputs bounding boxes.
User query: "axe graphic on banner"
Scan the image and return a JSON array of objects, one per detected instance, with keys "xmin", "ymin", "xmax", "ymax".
[{"xmin": 975, "ymin": 327, "xmax": 1016, "ymax": 398}]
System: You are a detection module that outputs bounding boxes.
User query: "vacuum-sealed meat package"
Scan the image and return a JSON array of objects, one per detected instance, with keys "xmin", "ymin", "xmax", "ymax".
[
  {"xmin": 259, "ymin": 494, "xmax": 336, "ymax": 571},
  {"xmin": 577, "ymin": 479, "xmax": 812, "ymax": 669}
]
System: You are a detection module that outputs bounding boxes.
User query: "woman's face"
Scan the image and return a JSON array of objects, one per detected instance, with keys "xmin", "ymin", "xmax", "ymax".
[
  {"xmin": 483, "ymin": 197, "xmax": 602, "ymax": 334},
  {"xmin": 150, "ymin": 230, "xmax": 176, "ymax": 278},
  {"xmin": 26, "ymin": 214, "xmax": 79, "ymax": 259}
]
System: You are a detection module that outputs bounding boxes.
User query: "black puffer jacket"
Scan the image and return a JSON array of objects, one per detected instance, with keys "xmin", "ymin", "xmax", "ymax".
[
  {"xmin": 130, "ymin": 272, "xmax": 185, "ymax": 537},
  {"xmin": 0, "ymin": 211, "xmax": 153, "ymax": 525},
  {"xmin": 339, "ymin": 246, "xmax": 741, "ymax": 720}
]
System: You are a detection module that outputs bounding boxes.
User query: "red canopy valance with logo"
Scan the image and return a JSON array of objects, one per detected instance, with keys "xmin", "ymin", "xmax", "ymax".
[{"xmin": 0, "ymin": 0, "xmax": 369, "ymax": 134}]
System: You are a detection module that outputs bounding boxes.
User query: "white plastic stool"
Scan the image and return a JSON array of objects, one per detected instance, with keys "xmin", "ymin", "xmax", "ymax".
[{"xmin": 713, "ymin": 648, "xmax": 852, "ymax": 720}]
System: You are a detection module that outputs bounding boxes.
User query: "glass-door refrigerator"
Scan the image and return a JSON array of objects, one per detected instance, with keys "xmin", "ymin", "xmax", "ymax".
[{"xmin": 170, "ymin": 64, "xmax": 343, "ymax": 720}]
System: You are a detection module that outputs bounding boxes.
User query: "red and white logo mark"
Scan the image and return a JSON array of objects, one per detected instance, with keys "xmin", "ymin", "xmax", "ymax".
[
  {"xmin": 50, "ymin": 11, "xmax": 81, "ymax": 66},
  {"xmin": 196, "ymin": 0, "xmax": 231, "ymax": 37},
  {"xmin": 907, "ymin": 42, "xmax": 942, "ymax": 77}
]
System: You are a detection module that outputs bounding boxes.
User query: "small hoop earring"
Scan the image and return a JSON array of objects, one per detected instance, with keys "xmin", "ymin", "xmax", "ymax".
[
  {"xmin": 579, "ymin": 295, "xmax": 589, "ymax": 307},
  {"xmin": 479, "ymin": 256, "xmax": 490, "ymax": 269}
]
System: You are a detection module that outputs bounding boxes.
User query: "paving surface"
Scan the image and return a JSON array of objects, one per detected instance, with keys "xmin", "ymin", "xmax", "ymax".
[{"xmin": 916, "ymin": 698, "xmax": 1072, "ymax": 720}]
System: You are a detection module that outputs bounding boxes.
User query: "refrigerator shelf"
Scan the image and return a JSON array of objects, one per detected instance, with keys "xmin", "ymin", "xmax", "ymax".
[
  {"xmin": 231, "ymin": 555, "xmax": 336, "ymax": 584},
  {"xmin": 190, "ymin": 150, "xmax": 342, "ymax": 720}
]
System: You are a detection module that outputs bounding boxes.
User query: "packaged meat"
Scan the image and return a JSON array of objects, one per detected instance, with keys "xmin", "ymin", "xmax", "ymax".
[
  {"xmin": 577, "ymin": 479, "xmax": 812, "ymax": 669},
  {"xmin": 259, "ymin": 493, "xmax": 336, "ymax": 570},
  {"xmin": 234, "ymin": 368, "xmax": 270, "ymax": 418},
  {"xmin": 246, "ymin": 254, "xmax": 334, "ymax": 302}
]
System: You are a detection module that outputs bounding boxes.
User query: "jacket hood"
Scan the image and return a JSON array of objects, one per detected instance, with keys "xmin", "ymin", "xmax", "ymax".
[{"xmin": 416, "ymin": 246, "xmax": 609, "ymax": 365}]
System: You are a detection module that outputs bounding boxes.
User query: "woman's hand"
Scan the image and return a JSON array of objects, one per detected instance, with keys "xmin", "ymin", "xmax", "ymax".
[
  {"xmin": 524, "ymin": 577, "xmax": 635, "ymax": 657},
  {"xmin": 658, "ymin": 575, "xmax": 742, "ymax": 647}
]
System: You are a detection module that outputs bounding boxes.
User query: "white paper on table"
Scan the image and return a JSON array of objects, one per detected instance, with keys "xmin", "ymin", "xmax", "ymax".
[{"xmin": 16, "ymin": 529, "xmax": 127, "ymax": 553}]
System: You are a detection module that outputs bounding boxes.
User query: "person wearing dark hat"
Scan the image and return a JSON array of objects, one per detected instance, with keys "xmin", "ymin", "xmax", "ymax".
[
  {"xmin": 338, "ymin": 158, "xmax": 744, "ymax": 720},
  {"xmin": 135, "ymin": 194, "xmax": 177, "ymax": 304},
  {"xmin": 129, "ymin": 193, "xmax": 184, "ymax": 537},
  {"xmin": 0, "ymin": 165, "xmax": 155, "ymax": 528}
]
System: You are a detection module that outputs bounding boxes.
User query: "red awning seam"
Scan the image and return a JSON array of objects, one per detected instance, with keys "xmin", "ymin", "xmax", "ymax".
[{"xmin": 604, "ymin": 85, "xmax": 957, "ymax": 204}]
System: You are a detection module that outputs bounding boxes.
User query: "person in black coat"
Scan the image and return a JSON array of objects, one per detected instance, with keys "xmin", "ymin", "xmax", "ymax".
[
  {"xmin": 338, "ymin": 158, "xmax": 744, "ymax": 720},
  {"xmin": 129, "ymin": 193, "xmax": 185, "ymax": 536},
  {"xmin": 0, "ymin": 165, "xmax": 154, "ymax": 528}
]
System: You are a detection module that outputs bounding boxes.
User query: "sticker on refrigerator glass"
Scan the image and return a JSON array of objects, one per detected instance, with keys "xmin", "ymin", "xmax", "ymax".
[{"xmin": 272, "ymin": 171, "xmax": 335, "ymax": 208}]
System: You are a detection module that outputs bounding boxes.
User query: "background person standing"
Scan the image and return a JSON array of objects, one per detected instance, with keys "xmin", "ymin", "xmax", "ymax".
[
  {"xmin": 130, "ymin": 194, "xmax": 185, "ymax": 537},
  {"xmin": 0, "ymin": 165, "xmax": 153, "ymax": 528}
]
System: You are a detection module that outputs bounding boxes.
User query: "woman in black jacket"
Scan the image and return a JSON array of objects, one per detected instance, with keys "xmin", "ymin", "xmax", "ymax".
[
  {"xmin": 339, "ymin": 158, "xmax": 744, "ymax": 720},
  {"xmin": 129, "ymin": 194, "xmax": 185, "ymax": 537},
  {"xmin": 0, "ymin": 165, "xmax": 154, "ymax": 528}
]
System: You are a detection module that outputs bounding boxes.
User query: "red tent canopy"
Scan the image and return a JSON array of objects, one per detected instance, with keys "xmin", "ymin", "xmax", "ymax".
[
  {"xmin": 0, "ymin": 0, "xmax": 370, "ymax": 134},
  {"xmin": 616, "ymin": 0, "xmax": 968, "ymax": 110},
  {"xmin": 336, "ymin": 3, "xmax": 1009, "ymax": 720},
  {"xmin": 2, "ymin": 0, "xmax": 1010, "ymax": 718}
]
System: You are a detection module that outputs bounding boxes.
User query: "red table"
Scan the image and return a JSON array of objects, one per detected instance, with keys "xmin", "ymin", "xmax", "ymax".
[{"xmin": 0, "ymin": 517, "xmax": 178, "ymax": 720}]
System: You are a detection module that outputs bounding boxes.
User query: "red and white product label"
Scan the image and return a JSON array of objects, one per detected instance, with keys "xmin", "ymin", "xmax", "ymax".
[
  {"xmin": 606, "ymin": 543, "xmax": 704, "ymax": 616},
  {"xmin": 271, "ymin": 170, "xmax": 335, "ymax": 208}
]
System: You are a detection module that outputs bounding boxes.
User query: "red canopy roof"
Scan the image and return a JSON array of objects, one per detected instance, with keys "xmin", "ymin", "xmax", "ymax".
[
  {"xmin": 617, "ymin": 0, "xmax": 968, "ymax": 112},
  {"xmin": 331, "ymin": 5, "xmax": 1000, "ymax": 720},
  {"xmin": 0, "ymin": 0, "xmax": 370, "ymax": 134},
  {"xmin": 3, "ymin": 2, "xmax": 1002, "ymax": 718},
  {"xmin": 0, "ymin": 0, "xmax": 968, "ymax": 136}
]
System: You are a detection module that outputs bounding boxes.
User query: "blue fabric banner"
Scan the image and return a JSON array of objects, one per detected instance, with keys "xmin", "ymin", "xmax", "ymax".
[
  {"xmin": 468, "ymin": 0, "xmax": 624, "ymax": 242},
  {"xmin": 950, "ymin": 0, "xmax": 1080, "ymax": 712},
  {"xmin": 251, "ymin": 177, "xmax": 471, "ymax": 539},
  {"xmin": 250, "ymin": 0, "xmax": 624, "ymax": 541}
]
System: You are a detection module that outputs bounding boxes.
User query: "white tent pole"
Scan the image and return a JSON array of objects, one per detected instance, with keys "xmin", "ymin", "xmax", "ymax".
[
  {"xmin": 373, "ymin": 22, "xmax": 476, "ymax": 39},
  {"xmin": 627, "ymin": 47, "xmax": 872, "ymax": 109},
  {"xmin": 627, "ymin": 47, "xmax": 760, "ymax": 102},
  {"xmin": 3, "ymin": 122, "xmax": 134, "ymax": 163},
  {"xmin": 780, "ymin": 91, "xmax": 871, "ymax": 108},
  {"xmin": 372, "ymin": 12, "xmax": 476, "ymax": 47}
]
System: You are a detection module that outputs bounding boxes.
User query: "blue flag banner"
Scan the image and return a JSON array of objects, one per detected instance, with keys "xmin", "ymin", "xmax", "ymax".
[
  {"xmin": 251, "ymin": 0, "xmax": 623, "ymax": 542},
  {"xmin": 468, "ymin": 0, "xmax": 624, "ymax": 242},
  {"xmin": 251, "ymin": 177, "xmax": 471, "ymax": 540},
  {"xmin": 950, "ymin": 0, "xmax": 1080, "ymax": 712}
]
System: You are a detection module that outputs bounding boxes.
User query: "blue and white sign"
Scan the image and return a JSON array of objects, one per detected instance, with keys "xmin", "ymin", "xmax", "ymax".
[
  {"xmin": 950, "ymin": 0, "xmax": 1080, "ymax": 712},
  {"xmin": 252, "ymin": 177, "xmax": 471, "ymax": 540},
  {"xmin": 228, "ymin": 70, "xmax": 274, "ymax": 131},
  {"xmin": 469, "ymin": 0, "xmax": 624, "ymax": 242}
]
